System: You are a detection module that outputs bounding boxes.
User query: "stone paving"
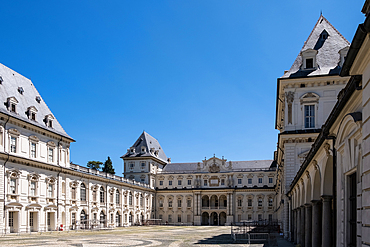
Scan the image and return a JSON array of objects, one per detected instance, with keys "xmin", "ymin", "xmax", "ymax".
[{"xmin": 0, "ymin": 226, "xmax": 296, "ymax": 247}]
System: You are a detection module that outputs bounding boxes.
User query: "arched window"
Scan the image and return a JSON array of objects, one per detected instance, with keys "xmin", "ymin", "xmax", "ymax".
[
  {"xmin": 100, "ymin": 187, "xmax": 105, "ymax": 203},
  {"xmin": 100, "ymin": 211, "xmax": 105, "ymax": 226},
  {"xmin": 80, "ymin": 183, "xmax": 86, "ymax": 202},
  {"xmin": 116, "ymin": 212, "xmax": 120, "ymax": 226}
]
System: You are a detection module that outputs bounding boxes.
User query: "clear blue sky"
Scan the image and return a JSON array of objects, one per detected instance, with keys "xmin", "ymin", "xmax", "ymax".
[{"xmin": 0, "ymin": 0, "xmax": 365, "ymax": 174}]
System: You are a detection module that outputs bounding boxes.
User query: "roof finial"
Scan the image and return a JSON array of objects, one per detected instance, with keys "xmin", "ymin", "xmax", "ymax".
[{"xmin": 320, "ymin": 10, "xmax": 322, "ymax": 16}]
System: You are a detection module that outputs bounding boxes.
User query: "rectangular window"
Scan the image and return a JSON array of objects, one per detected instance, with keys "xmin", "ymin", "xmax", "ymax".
[
  {"xmin": 168, "ymin": 200, "xmax": 172, "ymax": 208},
  {"xmin": 9, "ymin": 212, "xmax": 14, "ymax": 228},
  {"xmin": 238, "ymin": 214, "xmax": 241, "ymax": 222},
  {"xmin": 269, "ymin": 198, "xmax": 273, "ymax": 207},
  {"xmin": 248, "ymin": 199, "xmax": 252, "ymax": 207},
  {"xmin": 269, "ymin": 178, "xmax": 273, "ymax": 184},
  {"xmin": 30, "ymin": 143, "xmax": 36, "ymax": 158},
  {"xmin": 47, "ymin": 212, "xmax": 51, "ymax": 226},
  {"xmin": 269, "ymin": 214, "xmax": 273, "ymax": 221},
  {"xmin": 116, "ymin": 192, "xmax": 120, "ymax": 204},
  {"xmin": 187, "ymin": 199, "xmax": 191, "ymax": 208},
  {"xmin": 248, "ymin": 178, "xmax": 252, "ymax": 184},
  {"xmin": 71, "ymin": 213, "xmax": 76, "ymax": 224},
  {"xmin": 159, "ymin": 181, "xmax": 163, "ymax": 186},
  {"xmin": 48, "ymin": 148, "xmax": 54, "ymax": 163},
  {"xmin": 159, "ymin": 214, "xmax": 162, "ymax": 220},
  {"xmin": 258, "ymin": 178, "xmax": 263, "ymax": 184},
  {"xmin": 141, "ymin": 162, "xmax": 145, "ymax": 167},
  {"xmin": 258, "ymin": 214, "xmax": 262, "ymax": 221},
  {"xmin": 238, "ymin": 199, "xmax": 242, "ymax": 207},
  {"xmin": 238, "ymin": 179, "xmax": 242, "ymax": 184},
  {"xmin": 304, "ymin": 105, "xmax": 315, "ymax": 128},
  {"xmin": 349, "ymin": 172, "xmax": 357, "ymax": 246},
  {"xmin": 187, "ymin": 214, "xmax": 191, "ymax": 223},
  {"xmin": 31, "ymin": 112, "xmax": 36, "ymax": 121},
  {"xmin": 221, "ymin": 179, "xmax": 225, "ymax": 185},
  {"xmin": 204, "ymin": 180, "xmax": 207, "ymax": 186},
  {"xmin": 30, "ymin": 212, "xmax": 34, "ymax": 226},
  {"xmin": 159, "ymin": 200, "xmax": 163, "ymax": 208},
  {"xmin": 178, "ymin": 199, "xmax": 182, "ymax": 208},
  {"xmin": 258, "ymin": 198, "xmax": 263, "ymax": 207},
  {"xmin": 248, "ymin": 214, "xmax": 252, "ymax": 220},
  {"xmin": 187, "ymin": 179, "xmax": 191, "ymax": 185},
  {"xmin": 30, "ymin": 181, "xmax": 36, "ymax": 196},
  {"xmin": 178, "ymin": 214, "xmax": 181, "ymax": 223},
  {"xmin": 169, "ymin": 181, "xmax": 172, "ymax": 186},
  {"xmin": 178, "ymin": 180, "xmax": 182, "ymax": 186},
  {"xmin": 306, "ymin": 58, "xmax": 313, "ymax": 69},
  {"xmin": 168, "ymin": 215, "xmax": 172, "ymax": 223},
  {"xmin": 11, "ymin": 104, "xmax": 16, "ymax": 113},
  {"xmin": 10, "ymin": 137, "xmax": 16, "ymax": 153},
  {"xmin": 48, "ymin": 184, "xmax": 53, "ymax": 197},
  {"xmin": 10, "ymin": 178, "xmax": 16, "ymax": 194},
  {"xmin": 71, "ymin": 187, "xmax": 76, "ymax": 200}
]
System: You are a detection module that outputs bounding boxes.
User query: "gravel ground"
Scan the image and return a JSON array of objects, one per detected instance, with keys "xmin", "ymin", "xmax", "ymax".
[{"xmin": 0, "ymin": 226, "xmax": 293, "ymax": 247}]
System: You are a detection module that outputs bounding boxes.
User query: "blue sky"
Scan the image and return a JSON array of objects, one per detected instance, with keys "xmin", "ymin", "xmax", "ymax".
[{"xmin": 0, "ymin": 0, "xmax": 365, "ymax": 174}]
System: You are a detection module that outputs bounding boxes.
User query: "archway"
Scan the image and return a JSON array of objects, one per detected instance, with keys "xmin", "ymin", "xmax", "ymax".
[
  {"xmin": 322, "ymin": 156, "xmax": 333, "ymax": 196},
  {"xmin": 219, "ymin": 212, "xmax": 226, "ymax": 225},
  {"xmin": 210, "ymin": 195, "xmax": 218, "ymax": 209},
  {"xmin": 210, "ymin": 212, "xmax": 218, "ymax": 225},
  {"xmin": 202, "ymin": 196, "xmax": 209, "ymax": 208},
  {"xmin": 80, "ymin": 210, "xmax": 87, "ymax": 229},
  {"xmin": 219, "ymin": 195, "xmax": 227, "ymax": 209},
  {"xmin": 100, "ymin": 211, "xmax": 105, "ymax": 228},
  {"xmin": 201, "ymin": 212, "xmax": 209, "ymax": 225}
]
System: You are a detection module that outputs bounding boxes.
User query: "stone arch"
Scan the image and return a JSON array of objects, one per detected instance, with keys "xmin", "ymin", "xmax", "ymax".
[
  {"xmin": 305, "ymin": 174, "xmax": 312, "ymax": 204},
  {"xmin": 312, "ymin": 167, "xmax": 321, "ymax": 200},
  {"xmin": 300, "ymin": 181, "xmax": 305, "ymax": 207},
  {"xmin": 337, "ymin": 112, "xmax": 362, "ymax": 145},
  {"xmin": 202, "ymin": 195, "xmax": 209, "ymax": 208},
  {"xmin": 321, "ymin": 155, "xmax": 333, "ymax": 196}
]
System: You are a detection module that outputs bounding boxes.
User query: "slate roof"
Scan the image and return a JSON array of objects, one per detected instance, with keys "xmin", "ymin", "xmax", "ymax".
[
  {"xmin": 121, "ymin": 131, "xmax": 168, "ymax": 164},
  {"xmin": 160, "ymin": 160, "xmax": 274, "ymax": 174},
  {"xmin": 0, "ymin": 63, "xmax": 73, "ymax": 140},
  {"xmin": 282, "ymin": 15, "xmax": 350, "ymax": 79}
]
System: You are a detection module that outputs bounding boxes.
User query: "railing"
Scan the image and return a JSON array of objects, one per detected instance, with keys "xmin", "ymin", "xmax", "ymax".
[
  {"xmin": 158, "ymin": 167, "xmax": 276, "ymax": 174},
  {"xmin": 69, "ymin": 164, "xmax": 152, "ymax": 189}
]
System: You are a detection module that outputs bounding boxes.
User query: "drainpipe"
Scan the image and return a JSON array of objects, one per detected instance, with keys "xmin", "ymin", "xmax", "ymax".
[
  {"xmin": 326, "ymin": 135, "xmax": 336, "ymax": 247},
  {"xmin": 3, "ymin": 116, "xmax": 10, "ymax": 234}
]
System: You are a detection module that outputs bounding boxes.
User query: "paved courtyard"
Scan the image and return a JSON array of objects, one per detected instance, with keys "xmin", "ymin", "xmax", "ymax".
[{"xmin": 0, "ymin": 226, "xmax": 295, "ymax": 247}]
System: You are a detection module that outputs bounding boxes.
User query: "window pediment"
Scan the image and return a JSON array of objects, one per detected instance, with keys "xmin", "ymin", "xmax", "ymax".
[
  {"xmin": 6, "ymin": 169, "xmax": 21, "ymax": 178},
  {"xmin": 300, "ymin": 92, "xmax": 319, "ymax": 104},
  {"xmin": 47, "ymin": 141, "xmax": 56, "ymax": 147},
  {"xmin": 28, "ymin": 173, "xmax": 40, "ymax": 181},
  {"xmin": 8, "ymin": 128, "xmax": 20, "ymax": 136},
  {"xmin": 69, "ymin": 180, "xmax": 79, "ymax": 188},
  {"xmin": 45, "ymin": 176, "xmax": 56, "ymax": 184},
  {"xmin": 29, "ymin": 135, "xmax": 39, "ymax": 143}
]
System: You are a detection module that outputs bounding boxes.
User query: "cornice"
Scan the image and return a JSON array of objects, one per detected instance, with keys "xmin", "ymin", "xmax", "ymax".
[{"xmin": 0, "ymin": 152, "xmax": 155, "ymax": 193}]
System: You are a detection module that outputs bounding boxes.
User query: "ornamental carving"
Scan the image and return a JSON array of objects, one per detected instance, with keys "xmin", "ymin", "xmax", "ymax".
[
  {"xmin": 29, "ymin": 135, "xmax": 40, "ymax": 143},
  {"xmin": 45, "ymin": 176, "xmax": 56, "ymax": 184},
  {"xmin": 324, "ymin": 143, "xmax": 331, "ymax": 156},
  {"xmin": 6, "ymin": 169, "xmax": 21, "ymax": 178},
  {"xmin": 285, "ymin": 91, "xmax": 294, "ymax": 124},
  {"xmin": 209, "ymin": 162, "xmax": 220, "ymax": 173},
  {"xmin": 69, "ymin": 180, "xmax": 79, "ymax": 188},
  {"xmin": 8, "ymin": 128, "xmax": 20, "ymax": 136},
  {"xmin": 305, "ymin": 171, "xmax": 310, "ymax": 179},
  {"xmin": 28, "ymin": 173, "xmax": 40, "ymax": 181}
]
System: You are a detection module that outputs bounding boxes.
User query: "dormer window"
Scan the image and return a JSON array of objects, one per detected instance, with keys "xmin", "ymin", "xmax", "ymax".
[
  {"xmin": 44, "ymin": 114, "xmax": 54, "ymax": 128},
  {"xmin": 26, "ymin": 106, "xmax": 38, "ymax": 121},
  {"xmin": 0, "ymin": 76, "xmax": 3, "ymax": 84},
  {"xmin": 129, "ymin": 147, "xmax": 135, "ymax": 154},
  {"xmin": 6, "ymin": 97, "xmax": 18, "ymax": 113},
  {"xmin": 35, "ymin": 96, "xmax": 41, "ymax": 103},
  {"xmin": 301, "ymin": 49, "xmax": 318, "ymax": 70},
  {"xmin": 306, "ymin": 58, "xmax": 313, "ymax": 69},
  {"xmin": 18, "ymin": 87, "xmax": 24, "ymax": 95},
  {"xmin": 141, "ymin": 146, "xmax": 146, "ymax": 154}
]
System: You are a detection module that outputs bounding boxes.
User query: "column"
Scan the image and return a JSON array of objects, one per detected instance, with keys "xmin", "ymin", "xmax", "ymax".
[
  {"xmin": 300, "ymin": 206, "xmax": 305, "ymax": 247},
  {"xmin": 322, "ymin": 196, "xmax": 333, "ymax": 247},
  {"xmin": 297, "ymin": 208, "xmax": 301, "ymax": 245},
  {"xmin": 304, "ymin": 203, "xmax": 312, "ymax": 247},
  {"xmin": 292, "ymin": 209, "xmax": 295, "ymax": 243},
  {"xmin": 311, "ymin": 200, "xmax": 322, "ymax": 247},
  {"xmin": 288, "ymin": 201, "xmax": 291, "ymax": 241}
]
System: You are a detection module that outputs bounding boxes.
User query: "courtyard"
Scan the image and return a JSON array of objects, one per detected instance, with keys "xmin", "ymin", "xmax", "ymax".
[{"xmin": 0, "ymin": 226, "xmax": 294, "ymax": 247}]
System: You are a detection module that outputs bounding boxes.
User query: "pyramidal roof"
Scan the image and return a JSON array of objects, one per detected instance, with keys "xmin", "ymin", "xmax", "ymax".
[
  {"xmin": 282, "ymin": 15, "xmax": 350, "ymax": 78},
  {"xmin": 0, "ymin": 62, "xmax": 73, "ymax": 140},
  {"xmin": 121, "ymin": 131, "xmax": 168, "ymax": 164}
]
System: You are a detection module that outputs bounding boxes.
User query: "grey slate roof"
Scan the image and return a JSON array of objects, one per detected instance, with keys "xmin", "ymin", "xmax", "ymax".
[
  {"xmin": 161, "ymin": 160, "xmax": 274, "ymax": 174},
  {"xmin": 0, "ymin": 63, "xmax": 73, "ymax": 140},
  {"xmin": 121, "ymin": 131, "xmax": 168, "ymax": 164},
  {"xmin": 282, "ymin": 15, "xmax": 350, "ymax": 79}
]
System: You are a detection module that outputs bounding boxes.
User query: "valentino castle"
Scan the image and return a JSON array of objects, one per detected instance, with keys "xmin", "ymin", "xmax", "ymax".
[{"xmin": 1, "ymin": 1, "xmax": 370, "ymax": 246}]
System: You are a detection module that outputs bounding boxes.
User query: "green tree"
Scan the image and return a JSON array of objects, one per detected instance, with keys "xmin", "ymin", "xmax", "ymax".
[
  {"xmin": 87, "ymin": 161, "xmax": 103, "ymax": 170},
  {"xmin": 102, "ymin": 156, "xmax": 115, "ymax": 174}
]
